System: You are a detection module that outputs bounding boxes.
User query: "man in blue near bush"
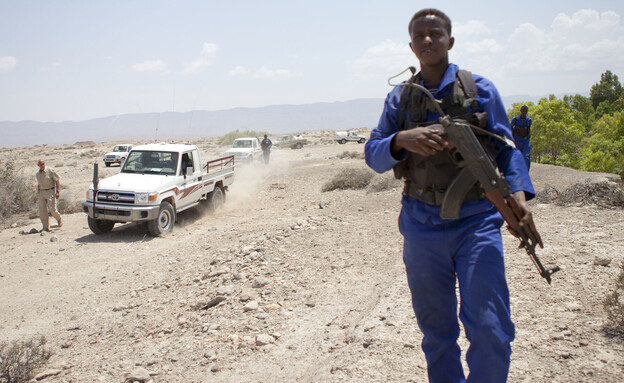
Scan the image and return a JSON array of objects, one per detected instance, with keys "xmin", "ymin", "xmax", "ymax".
[{"xmin": 511, "ymin": 105, "xmax": 533, "ymax": 171}]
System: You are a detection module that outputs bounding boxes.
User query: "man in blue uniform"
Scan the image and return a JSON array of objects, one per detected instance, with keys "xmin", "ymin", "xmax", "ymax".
[
  {"xmin": 260, "ymin": 134, "xmax": 272, "ymax": 165},
  {"xmin": 511, "ymin": 105, "xmax": 532, "ymax": 170},
  {"xmin": 365, "ymin": 8, "xmax": 536, "ymax": 383}
]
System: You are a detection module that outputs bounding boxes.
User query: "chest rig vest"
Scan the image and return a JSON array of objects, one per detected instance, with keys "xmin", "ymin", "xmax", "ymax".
[
  {"xmin": 513, "ymin": 117, "xmax": 530, "ymax": 138},
  {"xmin": 393, "ymin": 70, "xmax": 494, "ymax": 208}
]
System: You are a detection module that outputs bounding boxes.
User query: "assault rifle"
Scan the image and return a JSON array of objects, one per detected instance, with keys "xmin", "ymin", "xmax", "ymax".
[{"xmin": 391, "ymin": 71, "xmax": 560, "ymax": 284}]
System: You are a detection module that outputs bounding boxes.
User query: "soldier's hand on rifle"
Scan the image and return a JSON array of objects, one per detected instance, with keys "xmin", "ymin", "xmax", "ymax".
[
  {"xmin": 508, "ymin": 191, "xmax": 544, "ymax": 248},
  {"xmin": 392, "ymin": 124, "xmax": 453, "ymax": 157}
]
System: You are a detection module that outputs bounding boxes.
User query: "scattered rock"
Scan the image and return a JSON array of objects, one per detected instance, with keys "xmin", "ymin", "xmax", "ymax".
[
  {"xmin": 210, "ymin": 364, "xmax": 221, "ymax": 372},
  {"xmin": 252, "ymin": 278, "xmax": 269, "ymax": 288},
  {"xmin": 50, "ymin": 235, "xmax": 58, "ymax": 242},
  {"xmin": 125, "ymin": 367, "xmax": 151, "ymax": 382},
  {"xmin": 319, "ymin": 200, "xmax": 329, "ymax": 209},
  {"xmin": 34, "ymin": 369, "xmax": 62, "ymax": 380},
  {"xmin": 594, "ymin": 257, "xmax": 611, "ymax": 266},
  {"xmin": 256, "ymin": 334, "xmax": 274, "ymax": 346},
  {"xmin": 263, "ymin": 303, "xmax": 281, "ymax": 312},
  {"xmin": 244, "ymin": 300, "xmax": 259, "ymax": 312},
  {"xmin": 305, "ymin": 301, "xmax": 316, "ymax": 307},
  {"xmin": 201, "ymin": 296, "xmax": 227, "ymax": 309}
]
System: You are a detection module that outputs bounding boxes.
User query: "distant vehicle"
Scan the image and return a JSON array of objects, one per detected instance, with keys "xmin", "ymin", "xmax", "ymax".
[
  {"xmin": 273, "ymin": 134, "xmax": 308, "ymax": 149},
  {"xmin": 225, "ymin": 138, "xmax": 262, "ymax": 164},
  {"xmin": 84, "ymin": 143, "xmax": 234, "ymax": 236},
  {"xmin": 335, "ymin": 131, "xmax": 367, "ymax": 144},
  {"xmin": 103, "ymin": 144, "xmax": 133, "ymax": 167}
]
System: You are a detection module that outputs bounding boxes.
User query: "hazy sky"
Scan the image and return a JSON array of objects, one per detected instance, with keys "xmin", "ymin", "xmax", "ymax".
[{"xmin": 1, "ymin": 0, "xmax": 624, "ymax": 122}]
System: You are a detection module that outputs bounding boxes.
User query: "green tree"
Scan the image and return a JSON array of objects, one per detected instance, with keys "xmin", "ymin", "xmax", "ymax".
[
  {"xmin": 530, "ymin": 97, "xmax": 584, "ymax": 166},
  {"xmin": 590, "ymin": 70, "xmax": 623, "ymax": 110},
  {"xmin": 563, "ymin": 94, "xmax": 595, "ymax": 134},
  {"xmin": 580, "ymin": 112, "xmax": 624, "ymax": 177}
]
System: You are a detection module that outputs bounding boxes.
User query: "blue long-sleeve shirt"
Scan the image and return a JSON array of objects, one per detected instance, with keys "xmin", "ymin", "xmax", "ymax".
[{"xmin": 365, "ymin": 63, "xmax": 534, "ymax": 224}]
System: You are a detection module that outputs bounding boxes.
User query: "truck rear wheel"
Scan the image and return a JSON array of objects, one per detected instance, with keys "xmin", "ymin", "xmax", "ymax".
[
  {"xmin": 87, "ymin": 217, "xmax": 115, "ymax": 234},
  {"xmin": 294, "ymin": 142, "xmax": 303, "ymax": 149},
  {"xmin": 147, "ymin": 201, "xmax": 175, "ymax": 236},
  {"xmin": 339, "ymin": 138, "xmax": 346, "ymax": 144},
  {"xmin": 208, "ymin": 186, "xmax": 224, "ymax": 212}
]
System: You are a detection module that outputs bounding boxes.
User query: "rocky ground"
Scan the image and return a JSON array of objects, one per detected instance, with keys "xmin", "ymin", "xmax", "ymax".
[{"xmin": 1, "ymin": 133, "xmax": 623, "ymax": 382}]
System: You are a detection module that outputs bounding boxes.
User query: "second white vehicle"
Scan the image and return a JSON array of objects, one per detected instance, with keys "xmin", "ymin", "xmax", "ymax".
[
  {"xmin": 225, "ymin": 137, "xmax": 262, "ymax": 164},
  {"xmin": 103, "ymin": 144, "xmax": 133, "ymax": 167}
]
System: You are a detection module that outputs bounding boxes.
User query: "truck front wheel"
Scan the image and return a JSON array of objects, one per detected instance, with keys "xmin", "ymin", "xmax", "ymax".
[
  {"xmin": 87, "ymin": 217, "xmax": 115, "ymax": 234},
  {"xmin": 147, "ymin": 201, "xmax": 175, "ymax": 236},
  {"xmin": 358, "ymin": 138, "xmax": 366, "ymax": 143}
]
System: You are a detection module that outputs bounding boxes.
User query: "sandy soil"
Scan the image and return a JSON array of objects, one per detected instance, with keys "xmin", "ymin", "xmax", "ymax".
[{"xmin": 1, "ymin": 133, "xmax": 623, "ymax": 382}]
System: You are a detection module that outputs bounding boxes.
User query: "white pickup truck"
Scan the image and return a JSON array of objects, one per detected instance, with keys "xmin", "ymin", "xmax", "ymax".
[
  {"xmin": 225, "ymin": 137, "xmax": 262, "ymax": 164},
  {"xmin": 103, "ymin": 144, "xmax": 133, "ymax": 167},
  {"xmin": 83, "ymin": 143, "xmax": 234, "ymax": 236},
  {"xmin": 335, "ymin": 131, "xmax": 367, "ymax": 144}
]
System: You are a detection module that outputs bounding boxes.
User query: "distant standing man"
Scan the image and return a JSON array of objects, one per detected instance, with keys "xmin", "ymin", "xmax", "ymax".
[
  {"xmin": 36, "ymin": 159, "xmax": 62, "ymax": 232},
  {"xmin": 511, "ymin": 105, "xmax": 532, "ymax": 170},
  {"xmin": 260, "ymin": 134, "xmax": 272, "ymax": 165}
]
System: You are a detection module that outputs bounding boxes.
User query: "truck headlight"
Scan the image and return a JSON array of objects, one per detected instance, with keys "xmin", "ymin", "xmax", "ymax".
[
  {"xmin": 135, "ymin": 193, "xmax": 158, "ymax": 203},
  {"xmin": 135, "ymin": 193, "xmax": 149, "ymax": 203},
  {"xmin": 86, "ymin": 189, "xmax": 94, "ymax": 201}
]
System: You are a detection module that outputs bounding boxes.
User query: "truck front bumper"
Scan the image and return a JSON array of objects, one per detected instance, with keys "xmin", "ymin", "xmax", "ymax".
[{"xmin": 82, "ymin": 201, "xmax": 160, "ymax": 222}]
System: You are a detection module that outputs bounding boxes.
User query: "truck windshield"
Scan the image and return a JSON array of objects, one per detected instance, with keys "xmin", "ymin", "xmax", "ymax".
[
  {"xmin": 232, "ymin": 140, "xmax": 252, "ymax": 148},
  {"xmin": 122, "ymin": 151, "xmax": 179, "ymax": 175},
  {"xmin": 113, "ymin": 146, "xmax": 128, "ymax": 152}
]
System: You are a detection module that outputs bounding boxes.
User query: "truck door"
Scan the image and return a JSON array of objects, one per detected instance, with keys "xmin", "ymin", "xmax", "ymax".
[{"xmin": 179, "ymin": 150, "xmax": 203, "ymax": 208}]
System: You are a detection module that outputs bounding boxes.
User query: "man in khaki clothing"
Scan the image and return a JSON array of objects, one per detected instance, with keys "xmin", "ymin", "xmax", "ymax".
[{"xmin": 36, "ymin": 159, "xmax": 62, "ymax": 231}]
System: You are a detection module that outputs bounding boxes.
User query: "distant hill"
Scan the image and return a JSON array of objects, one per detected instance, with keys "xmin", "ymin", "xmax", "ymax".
[
  {"xmin": 0, "ymin": 99, "xmax": 385, "ymax": 148},
  {"xmin": 0, "ymin": 93, "xmax": 587, "ymax": 148}
]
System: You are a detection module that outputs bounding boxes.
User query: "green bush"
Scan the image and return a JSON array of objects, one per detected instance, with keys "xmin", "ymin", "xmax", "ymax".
[
  {"xmin": 604, "ymin": 261, "xmax": 624, "ymax": 332},
  {"xmin": 322, "ymin": 168, "xmax": 374, "ymax": 192},
  {"xmin": 0, "ymin": 161, "xmax": 37, "ymax": 221},
  {"xmin": 218, "ymin": 130, "xmax": 268, "ymax": 146},
  {"xmin": 0, "ymin": 336, "xmax": 52, "ymax": 383}
]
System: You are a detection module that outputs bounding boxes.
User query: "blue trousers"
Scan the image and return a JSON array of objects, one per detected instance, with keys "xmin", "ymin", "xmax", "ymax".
[
  {"xmin": 399, "ymin": 207, "xmax": 514, "ymax": 383},
  {"xmin": 514, "ymin": 137, "xmax": 531, "ymax": 171}
]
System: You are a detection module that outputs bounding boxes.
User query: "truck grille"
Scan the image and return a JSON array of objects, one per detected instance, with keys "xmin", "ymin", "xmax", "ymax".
[
  {"xmin": 105, "ymin": 155, "xmax": 118, "ymax": 160},
  {"xmin": 96, "ymin": 191, "xmax": 135, "ymax": 204}
]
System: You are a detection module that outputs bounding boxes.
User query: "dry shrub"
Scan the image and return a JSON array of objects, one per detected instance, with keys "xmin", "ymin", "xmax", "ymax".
[
  {"xmin": 0, "ymin": 161, "xmax": 36, "ymax": 221},
  {"xmin": 57, "ymin": 194, "xmax": 82, "ymax": 214},
  {"xmin": 79, "ymin": 150, "xmax": 99, "ymax": 158},
  {"xmin": 604, "ymin": 261, "xmax": 624, "ymax": 333},
  {"xmin": 367, "ymin": 172, "xmax": 402, "ymax": 193},
  {"xmin": 322, "ymin": 168, "xmax": 374, "ymax": 192},
  {"xmin": 336, "ymin": 151, "xmax": 364, "ymax": 160},
  {"xmin": 0, "ymin": 336, "xmax": 52, "ymax": 383},
  {"xmin": 536, "ymin": 180, "xmax": 624, "ymax": 208}
]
